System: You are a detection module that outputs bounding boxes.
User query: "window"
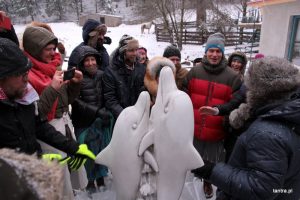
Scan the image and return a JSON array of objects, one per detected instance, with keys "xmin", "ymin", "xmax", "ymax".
[{"xmin": 288, "ymin": 15, "xmax": 300, "ymax": 65}]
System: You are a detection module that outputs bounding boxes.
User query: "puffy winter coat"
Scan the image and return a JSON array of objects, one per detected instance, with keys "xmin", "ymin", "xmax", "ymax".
[
  {"xmin": 71, "ymin": 46, "xmax": 105, "ymax": 129},
  {"xmin": 184, "ymin": 56, "xmax": 242, "ymax": 141},
  {"xmin": 211, "ymin": 94, "xmax": 300, "ymax": 200},
  {"xmin": 0, "ymin": 99, "xmax": 78, "ymax": 156},
  {"xmin": 103, "ymin": 51, "xmax": 146, "ymax": 119}
]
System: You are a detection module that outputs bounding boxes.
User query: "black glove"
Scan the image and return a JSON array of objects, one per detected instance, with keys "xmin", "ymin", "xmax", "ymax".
[
  {"xmin": 191, "ymin": 160, "xmax": 215, "ymax": 180},
  {"xmin": 104, "ymin": 36, "xmax": 112, "ymax": 45},
  {"xmin": 97, "ymin": 108, "xmax": 111, "ymax": 127}
]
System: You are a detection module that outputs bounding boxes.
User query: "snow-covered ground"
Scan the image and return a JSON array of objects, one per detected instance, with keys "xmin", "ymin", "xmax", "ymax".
[{"xmin": 14, "ymin": 21, "xmax": 241, "ymax": 70}]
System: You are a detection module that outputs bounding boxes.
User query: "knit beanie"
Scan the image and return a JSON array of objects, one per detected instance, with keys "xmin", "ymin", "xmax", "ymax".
[
  {"xmin": 205, "ymin": 32, "xmax": 225, "ymax": 54},
  {"xmin": 23, "ymin": 26, "xmax": 58, "ymax": 59},
  {"xmin": 0, "ymin": 38, "xmax": 32, "ymax": 79},
  {"xmin": 82, "ymin": 19, "xmax": 107, "ymax": 43},
  {"xmin": 118, "ymin": 34, "xmax": 139, "ymax": 54},
  {"xmin": 163, "ymin": 45, "xmax": 181, "ymax": 59}
]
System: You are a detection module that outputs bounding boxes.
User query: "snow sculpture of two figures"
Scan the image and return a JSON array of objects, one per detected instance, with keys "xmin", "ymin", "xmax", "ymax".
[{"xmin": 95, "ymin": 66, "xmax": 204, "ymax": 200}]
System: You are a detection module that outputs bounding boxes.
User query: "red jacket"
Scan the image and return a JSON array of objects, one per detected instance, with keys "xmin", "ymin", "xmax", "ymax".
[{"xmin": 184, "ymin": 57, "xmax": 242, "ymax": 141}]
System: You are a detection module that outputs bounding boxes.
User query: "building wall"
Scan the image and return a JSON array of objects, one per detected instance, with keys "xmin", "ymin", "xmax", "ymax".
[
  {"xmin": 259, "ymin": 1, "xmax": 300, "ymax": 58},
  {"xmin": 79, "ymin": 14, "xmax": 122, "ymax": 27}
]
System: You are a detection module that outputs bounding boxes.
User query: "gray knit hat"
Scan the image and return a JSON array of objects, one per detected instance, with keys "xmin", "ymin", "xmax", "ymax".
[
  {"xmin": 163, "ymin": 45, "xmax": 181, "ymax": 59},
  {"xmin": 205, "ymin": 32, "xmax": 225, "ymax": 54}
]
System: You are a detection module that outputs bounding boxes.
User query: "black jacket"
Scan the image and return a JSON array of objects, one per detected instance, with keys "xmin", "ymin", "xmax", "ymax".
[
  {"xmin": 71, "ymin": 70, "xmax": 105, "ymax": 129},
  {"xmin": 0, "ymin": 100, "xmax": 79, "ymax": 156},
  {"xmin": 210, "ymin": 92, "xmax": 300, "ymax": 200},
  {"xmin": 103, "ymin": 51, "xmax": 146, "ymax": 119},
  {"xmin": 68, "ymin": 42, "xmax": 109, "ymax": 71}
]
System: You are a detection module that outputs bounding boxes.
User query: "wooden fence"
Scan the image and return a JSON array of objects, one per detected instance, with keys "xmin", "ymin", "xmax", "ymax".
[{"xmin": 155, "ymin": 25, "xmax": 260, "ymax": 47}]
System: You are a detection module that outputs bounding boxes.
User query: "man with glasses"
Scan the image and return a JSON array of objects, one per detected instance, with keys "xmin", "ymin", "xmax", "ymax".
[{"xmin": 0, "ymin": 38, "xmax": 95, "ymax": 170}]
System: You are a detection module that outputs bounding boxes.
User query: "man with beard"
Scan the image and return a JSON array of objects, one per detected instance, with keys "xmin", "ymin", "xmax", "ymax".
[
  {"xmin": 0, "ymin": 37, "xmax": 95, "ymax": 170},
  {"xmin": 103, "ymin": 34, "xmax": 146, "ymax": 119},
  {"xmin": 183, "ymin": 33, "xmax": 242, "ymax": 199},
  {"xmin": 163, "ymin": 44, "xmax": 188, "ymax": 90},
  {"xmin": 68, "ymin": 19, "xmax": 111, "ymax": 71}
]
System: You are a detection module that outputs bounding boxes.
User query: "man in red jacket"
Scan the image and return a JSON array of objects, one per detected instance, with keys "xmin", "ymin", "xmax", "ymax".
[{"xmin": 183, "ymin": 32, "xmax": 241, "ymax": 198}]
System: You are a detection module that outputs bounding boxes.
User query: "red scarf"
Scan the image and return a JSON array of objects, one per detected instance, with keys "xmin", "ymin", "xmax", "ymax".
[{"xmin": 25, "ymin": 51, "xmax": 62, "ymax": 121}]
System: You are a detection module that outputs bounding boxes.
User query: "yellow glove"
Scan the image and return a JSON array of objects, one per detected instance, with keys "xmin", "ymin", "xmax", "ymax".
[
  {"xmin": 68, "ymin": 144, "xmax": 96, "ymax": 171},
  {"xmin": 42, "ymin": 153, "xmax": 70, "ymax": 165}
]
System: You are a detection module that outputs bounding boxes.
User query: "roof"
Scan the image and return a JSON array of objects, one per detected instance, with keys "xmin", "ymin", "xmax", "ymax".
[{"xmin": 248, "ymin": 0, "xmax": 296, "ymax": 8}]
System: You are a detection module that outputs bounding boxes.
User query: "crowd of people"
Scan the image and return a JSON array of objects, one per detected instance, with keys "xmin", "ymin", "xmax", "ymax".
[{"xmin": 0, "ymin": 11, "xmax": 299, "ymax": 200}]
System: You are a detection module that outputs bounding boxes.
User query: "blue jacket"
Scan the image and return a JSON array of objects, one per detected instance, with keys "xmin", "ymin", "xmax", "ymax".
[{"xmin": 211, "ymin": 93, "xmax": 300, "ymax": 200}]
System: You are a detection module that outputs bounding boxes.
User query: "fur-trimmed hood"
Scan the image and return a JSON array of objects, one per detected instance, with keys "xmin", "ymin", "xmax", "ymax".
[
  {"xmin": 229, "ymin": 57, "xmax": 300, "ymax": 130},
  {"xmin": 144, "ymin": 56, "xmax": 176, "ymax": 99},
  {"xmin": 228, "ymin": 51, "xmax": 247, "ymax": 75}
]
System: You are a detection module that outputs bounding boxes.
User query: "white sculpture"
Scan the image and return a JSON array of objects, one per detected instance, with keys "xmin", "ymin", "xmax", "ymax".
[
  {"xmin": 95, "ymin": 92, "xmax": 155, "ymax": 200},
  {"xmin": 139, "ymin": 66, "xmax": 204, "ymax": 200},
  {"xmin": 96, "ymin": 66, "xmax": 204, "ymax": 200}
]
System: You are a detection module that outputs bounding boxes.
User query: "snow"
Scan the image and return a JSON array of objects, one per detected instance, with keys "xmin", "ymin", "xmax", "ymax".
[{"xmin": 13, "ymin": 21, "xmax": 242, "ymax": 71}]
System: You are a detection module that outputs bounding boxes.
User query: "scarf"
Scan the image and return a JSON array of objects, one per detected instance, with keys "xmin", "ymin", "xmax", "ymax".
[{"xmin": 25, "ymin": 51, "xmax": 62, "ymax": 121}]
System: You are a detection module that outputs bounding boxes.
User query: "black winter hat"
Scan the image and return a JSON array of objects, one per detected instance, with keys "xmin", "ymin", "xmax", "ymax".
[
  {"xmin": 82, "ymin": 19, "xmax": 107, "ymax": 44},
  {"xmin": 163, "ymin": 45, "xmax": 181, "ymax": 59},
  {"xmin": 0, "ymin": 38, "xmax": 32, "ymax": 79}
]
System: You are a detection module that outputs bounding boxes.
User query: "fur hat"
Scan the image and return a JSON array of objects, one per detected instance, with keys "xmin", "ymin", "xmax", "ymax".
[
  {"xmin": 144, "ymin": 56, "xmax": 176, "ymax": 98},
  {"xmin": 245, "ymin": 56, "xmax": 300, "ymax": 96},
  {"xmin": 82, "ymin": 19, "xmax": 107, "ymax": 43},
  {"xmin": 163, "ymin": 45, "xmax": 181, "ymax": 59},
  {"xmin": 23, "ymin": 26, "xmax": 58, "ymax": 59},
  {"xmin": 118, "ymin": 34, "xmax": 139, "ymax": 54},
  {"xmin": 0, "ymin": 38, "xmax": 32, "ymax": 79},
  {"xmin": 205, "ymin": 32, "xmax": 225, "ymax": 54}
]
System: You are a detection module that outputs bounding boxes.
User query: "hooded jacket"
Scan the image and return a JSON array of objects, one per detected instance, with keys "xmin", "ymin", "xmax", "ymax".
[
  {"xmin": 68, "ymin": 20, "xmax": 109, "ymax": 71},
  {"xmin": 23, "ymin": 26, "xmax": 80, "ymax": 121},
  {"xmin": 211, "ymin": 92, "xmax": 300, "ymax": 200},
  {"xmin": 71, "ymin": 46, "xmax": 105, "ymax": 129},
  {"xmin": 210, "ymin": 57, "xmax": 300, "ymax": 200}
]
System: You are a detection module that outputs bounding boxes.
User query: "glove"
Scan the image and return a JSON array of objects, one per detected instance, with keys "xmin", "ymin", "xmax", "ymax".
[
  {"xmin": 97, "ymin": 108, "xmax": 111, "ymax": 127},
  {"xmin": 68, "ymin": 144, "xmax": 96, "ymax": 171},
  {"xmin": 104, "ymin": 36, "xmax": 112, "ymax": 45},
  {"xmin": 42, "ymin": 153, "xmax": 70, "ymax": 165},
  {"xmin": 57, "ymin": 42, "xmax": 65, "ymax": 54},
  {"xmin": 191, "ymin": 160, "xmax": 215, "ymax": 180}
]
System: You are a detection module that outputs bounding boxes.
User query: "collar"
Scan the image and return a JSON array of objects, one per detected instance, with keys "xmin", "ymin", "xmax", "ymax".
[{"xmin": 202, "ymin": 56, "xmax": 227, "ymax": 74}]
